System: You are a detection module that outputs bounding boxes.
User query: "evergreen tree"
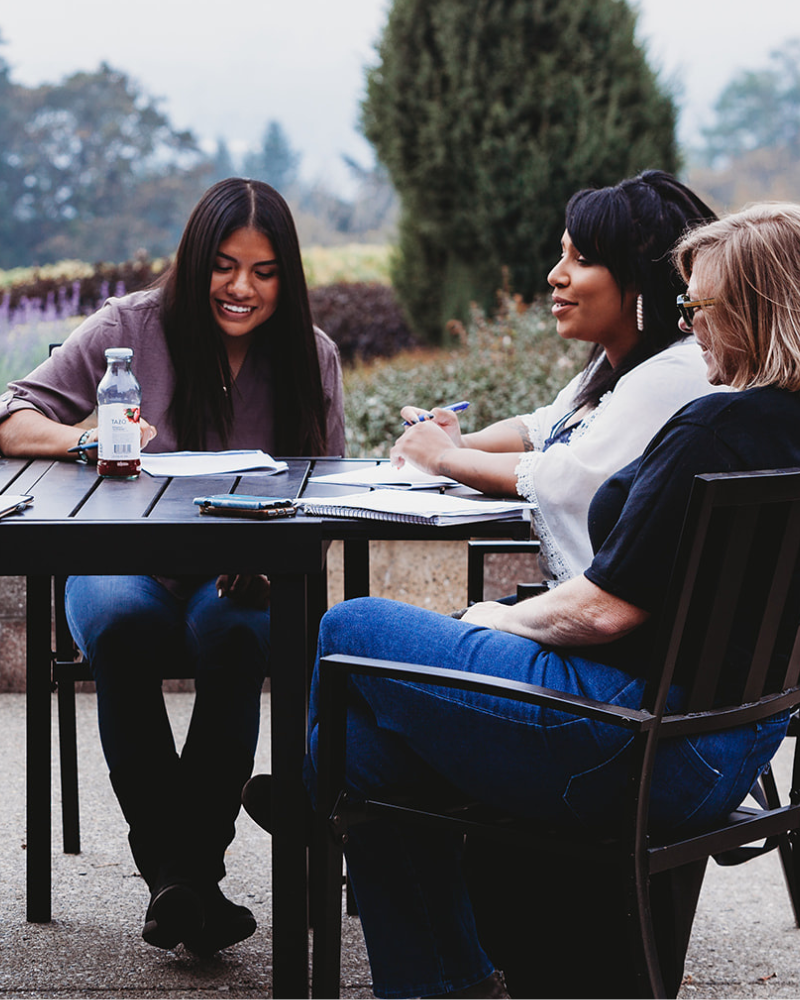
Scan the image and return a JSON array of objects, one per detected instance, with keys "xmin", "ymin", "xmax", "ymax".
[
  {"xmin": 363, "ymin": 0, "xmax": 679, "ymax": 340},
  {"xmin": 210, "ymin": 137, "xmax": 238, "ymax": 183},
  {"xmin": 243, "ymin": 120, "xmax": 301, "ymax": 192}
]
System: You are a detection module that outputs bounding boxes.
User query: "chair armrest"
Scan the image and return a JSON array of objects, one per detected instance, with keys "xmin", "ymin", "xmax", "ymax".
[{"xmin": 318, "ymin": 652, "xmax": 655, "ymax": 731}]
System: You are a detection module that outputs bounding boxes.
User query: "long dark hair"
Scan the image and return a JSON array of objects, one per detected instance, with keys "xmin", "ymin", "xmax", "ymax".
[
  {"xmin": 158, "ymin": 178, "xmax": 327, "ymax": 453},
  {"xmin": 565, "ymin": 170, "xmax": 717, "ymax": 409}
]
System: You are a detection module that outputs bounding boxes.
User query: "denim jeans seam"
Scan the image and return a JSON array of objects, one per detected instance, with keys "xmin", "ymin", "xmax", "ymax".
[{"xmin": 400, "ymin": 680, "xmax": 592, "ymax": 729}]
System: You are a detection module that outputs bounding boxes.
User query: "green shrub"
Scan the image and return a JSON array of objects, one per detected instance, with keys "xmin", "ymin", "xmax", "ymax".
[{"xmin": 343, "ymin": 294, "xmax": 586, "ymax": 456}]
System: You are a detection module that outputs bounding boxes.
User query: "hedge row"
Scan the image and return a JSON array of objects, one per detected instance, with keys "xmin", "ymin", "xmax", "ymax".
[
  {"xmin": 308, "ymin": 282, "xmax": 418, "ymax": 364},
  {"xmin": 2, "ymin": 265, "xmax": 418, "ymax": 366}
]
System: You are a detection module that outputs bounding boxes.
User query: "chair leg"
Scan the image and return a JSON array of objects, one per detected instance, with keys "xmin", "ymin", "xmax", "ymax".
[
  {"xmin": 761, "ymin": 766, "xmax": 800, "ymax": 927},
  {"xmin": 310, "ymin": 825, "xmax": 346, "ymax": 998},
  {"xmin": 345, "ymin": 868, "xmax": 358, "ymax": 916},
  {"xmin": 56, "ymin": 678, "xmax": 81, "ymax": 855},
  {"xmin": 312, "ymin": 659, "xmax": 352, "ymax": 998}
]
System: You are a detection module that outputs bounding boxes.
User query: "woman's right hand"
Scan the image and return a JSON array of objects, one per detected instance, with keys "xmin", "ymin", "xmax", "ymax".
[{"xmin": 398, "ymin": 406, "xmax": 463, "ymax": 447}]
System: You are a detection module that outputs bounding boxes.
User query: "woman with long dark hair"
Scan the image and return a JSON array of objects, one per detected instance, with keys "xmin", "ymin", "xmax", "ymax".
[
  {"xmin": 391, "ymin": 170, "xmax": 724, "ymax": 583},
  {"xmin": 0, "ymin": 178, "xmax": 344, "ymax": 955}
]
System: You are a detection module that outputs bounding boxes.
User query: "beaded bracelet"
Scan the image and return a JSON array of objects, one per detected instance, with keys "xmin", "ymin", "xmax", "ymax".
[{"xmin": 75, "ymin": 429, "xmax": 93, "ymax": 464}]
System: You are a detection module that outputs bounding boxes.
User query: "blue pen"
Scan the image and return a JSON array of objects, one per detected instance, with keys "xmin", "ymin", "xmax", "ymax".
[
  {"xmin": 403, "ymin": 400, "xmax": 470, "ymax": 426},
  {"xmin": 67, "ymin": 441, "xmax": 99, "ymax": 452}
]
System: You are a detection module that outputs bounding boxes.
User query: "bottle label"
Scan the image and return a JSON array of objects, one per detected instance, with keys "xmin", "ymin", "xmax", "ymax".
[{"xmin": 98, "ymin": 403, "xmax": 141, "ymax": 461}]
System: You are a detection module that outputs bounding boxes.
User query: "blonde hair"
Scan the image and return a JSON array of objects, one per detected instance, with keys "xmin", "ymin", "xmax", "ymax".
[{"xmin": 673, "ymin": 202, "xmax": 800, "ymax": 390}]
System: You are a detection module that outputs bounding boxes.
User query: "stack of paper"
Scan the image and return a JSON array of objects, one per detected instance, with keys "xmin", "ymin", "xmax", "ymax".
[{"xmin": 299, "ymin": 489, "xmax": 533, "ymax": 525}]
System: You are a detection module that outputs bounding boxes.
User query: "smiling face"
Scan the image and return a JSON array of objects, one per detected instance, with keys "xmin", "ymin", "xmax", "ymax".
[
  {"xmin": 546, "ymin": 230, "xmax": 639, "ymax": 368},
  {"xmin": 681, "ymin": 254, "xmax": 728, "ymax": 385},
  {"xmin": 209, "ymin": 227, "xmax": 281, "ymax": 340}
]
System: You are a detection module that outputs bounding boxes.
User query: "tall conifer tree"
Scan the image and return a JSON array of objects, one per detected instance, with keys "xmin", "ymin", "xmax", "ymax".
[{"xmin": 363, "ymin": 0, "xmax": 679, "ymax": 339}]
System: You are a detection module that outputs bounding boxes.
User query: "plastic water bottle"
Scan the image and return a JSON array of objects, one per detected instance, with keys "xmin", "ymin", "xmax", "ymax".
[{"xmin": 96, "ymin": 347, "xmax": 141, "ymax": 479}]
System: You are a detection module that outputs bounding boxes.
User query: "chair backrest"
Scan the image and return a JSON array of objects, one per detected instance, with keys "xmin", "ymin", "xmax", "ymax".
[{"xmin": 648, "ymin": 468, "xmax": 800, "ymax": 724}]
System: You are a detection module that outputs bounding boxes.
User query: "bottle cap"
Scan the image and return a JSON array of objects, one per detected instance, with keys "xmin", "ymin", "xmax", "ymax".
[{"xmin": 104, "ymin": 347, "xmax": 134, "ymax": 360}]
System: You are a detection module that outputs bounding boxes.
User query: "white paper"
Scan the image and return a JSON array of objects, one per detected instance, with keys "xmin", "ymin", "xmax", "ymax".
[
  {"xmin": 310, "ymin": 462, "xmax": 457, "ymax": 489},
  {"xmin": 141, "ymin": 450, "xmax": 289, "ymax": 477}
]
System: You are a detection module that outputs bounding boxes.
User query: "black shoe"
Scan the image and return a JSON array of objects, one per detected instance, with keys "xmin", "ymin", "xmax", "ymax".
[
  {"xmin": 241, "ymin": 773, "xmax": 274, "ymax": 833},
  {"xmin": 242, "ymin": 773, "xmax": 315, "ymax": 844},
  {"xmin": 183, "ymin": 884, "xmax": 257, "ymax": 957},
  {"xmin": 142, "ymin": 881, "xmax": 204, "ymax": 950}
]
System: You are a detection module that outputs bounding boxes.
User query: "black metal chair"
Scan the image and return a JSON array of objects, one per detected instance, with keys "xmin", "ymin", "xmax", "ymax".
[
  {"xmin": 466, "ymin": 538, "xmax": 545, "ymax": 604},
  {"xmin": 311, "ymin": 469, "xmax": 800, "ymax": 998}
]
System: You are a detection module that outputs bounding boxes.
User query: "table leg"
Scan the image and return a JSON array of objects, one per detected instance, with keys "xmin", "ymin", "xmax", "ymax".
[
  {"xmin": 270, "ymin": 571, "xmax": 311, "ymax": 998},
  {"xmin": 26, "ymin": 574, "xmax": 52, "ymax": 922}
]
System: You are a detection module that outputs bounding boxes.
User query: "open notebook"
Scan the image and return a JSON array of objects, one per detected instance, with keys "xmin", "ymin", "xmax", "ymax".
[{"xmin": 299, "ymin": 489, "xmax": 533, "ymax": 525}]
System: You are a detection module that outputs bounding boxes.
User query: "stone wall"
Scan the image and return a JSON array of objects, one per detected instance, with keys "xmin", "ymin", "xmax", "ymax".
[
  {"xmin": 0, "ymin": 577, "xmax": 26, "ymax": 692},
  {"xmin": 0, "ymin": 540, "xmax": 541, "ymax": 692}
]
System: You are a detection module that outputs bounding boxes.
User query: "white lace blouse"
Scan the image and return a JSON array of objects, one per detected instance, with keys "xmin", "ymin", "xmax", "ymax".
[{"xmin": 514, "ymin": 336, "xmax": 730, "ymax": 585}]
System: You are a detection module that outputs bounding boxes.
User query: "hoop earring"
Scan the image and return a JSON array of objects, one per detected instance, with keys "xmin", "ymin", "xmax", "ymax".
[{"xmin": 636, "ymin": 294, "xmax": 644, "ymax": 332}]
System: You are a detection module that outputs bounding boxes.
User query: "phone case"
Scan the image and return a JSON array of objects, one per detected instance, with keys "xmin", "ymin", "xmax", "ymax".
[
  {"xmin": 0, "ymin": 494, "xmax": 34, "ymax": 520},
  {"xmin": 194, "ymin": 494, "xmax": 297, "ymax": 519}
]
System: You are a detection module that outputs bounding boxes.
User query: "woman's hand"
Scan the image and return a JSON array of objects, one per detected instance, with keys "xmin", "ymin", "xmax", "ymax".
[
  {"xmin": 76, "ymin": 417, "xmax": 157, "ymax": 460},
  {"xmin": 390, "ymin": 418, "xmax": 458, "ymax": 474},
  {"xmin": 216, "ymin": 574, "xmax": 271, "ymax": 610},
  {"xmin": 460, "ymin": 601, "xmax": 505, "ymax": 629},
  {"xmin": 399, "ymin": 406, "xmax": 464, "ymax": 447},
  {"xmin": 459, "ymin": 576, "xmax": 648, "ymax": 647},
  {"xmin": 139, "ymin": 418, "xmax": 157, "ymax": 448}
]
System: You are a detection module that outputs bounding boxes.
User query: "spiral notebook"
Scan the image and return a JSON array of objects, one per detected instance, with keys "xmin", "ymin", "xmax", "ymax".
[{"xmin": 299, "ymin": 489, "xmax": 533, "ymax": 525}]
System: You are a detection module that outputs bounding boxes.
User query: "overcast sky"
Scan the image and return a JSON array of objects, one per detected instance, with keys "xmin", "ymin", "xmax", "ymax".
[{"xmin": 1, "ymin": 1, "xmax": 797, "ymax": 193}]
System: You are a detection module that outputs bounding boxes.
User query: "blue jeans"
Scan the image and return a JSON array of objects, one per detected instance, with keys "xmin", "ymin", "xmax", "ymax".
[
  {"xmin": 66, "ymin": 575, "xmax": 271, "ymax": 886},
  {"xmin": 65, "ymin": 575, "xmax": 270, "ymax": 772},
  {"xmin": 305, "ymin": 597, "xmax": 789, "ymax": 999}
]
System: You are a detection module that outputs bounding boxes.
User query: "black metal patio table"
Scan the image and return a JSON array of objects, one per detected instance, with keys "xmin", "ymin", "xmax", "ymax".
[{"xmin": 0, "ymin": 455, "xmax": 529, "ymax": 998}]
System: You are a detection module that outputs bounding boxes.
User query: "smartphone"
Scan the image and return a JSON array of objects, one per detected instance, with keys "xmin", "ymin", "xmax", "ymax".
[
  {"xmin": 0, "ymin": 494, "xmax": 34, "ymax": 520},
  {"xmin": 193, "ymin": 494, "xmax": 298, "ymax": 519}
]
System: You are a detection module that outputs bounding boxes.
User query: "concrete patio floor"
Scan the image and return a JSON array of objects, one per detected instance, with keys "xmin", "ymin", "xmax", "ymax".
[{"xmin": 0, "ymin": 692, "xmax": 796, "ymax": 999}]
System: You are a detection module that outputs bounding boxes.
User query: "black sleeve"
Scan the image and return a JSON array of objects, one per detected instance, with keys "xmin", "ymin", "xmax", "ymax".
[{"xmin": 584, "ymin": 416, "xmax": 744, "ymax": 612}]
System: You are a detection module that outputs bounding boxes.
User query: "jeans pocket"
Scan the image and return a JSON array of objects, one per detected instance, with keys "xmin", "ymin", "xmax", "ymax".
[
  {"xmin": 562, "ymin": 734, "xmax": 725, "ymax": 832},
  {"xmin": 648, "ymin": 738, "xmax": 724, "ymax": 833}
]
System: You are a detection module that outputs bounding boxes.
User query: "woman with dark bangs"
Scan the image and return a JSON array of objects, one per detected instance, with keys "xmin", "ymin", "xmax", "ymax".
[
  {"xmin": 391, "ymin": 170, "xmax": 724, "ymax": 585},
  {"xmin": 0, "ymin": 178, "xmax": 344, "ymax": 955}
]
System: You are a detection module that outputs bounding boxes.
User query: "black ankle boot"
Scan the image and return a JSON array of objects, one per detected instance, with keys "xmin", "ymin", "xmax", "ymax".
[
  {"xmin": 142, "ymin": 880, "xmax": 205, "ymax": 950},
  {"xmin": 241, "ymin": 772, "xmax": 314, "ymax": 842},
  {"xmin": 241, "ymin": 773, "xmax": 274, "ymax": 833},
  {"xmin": 183, "ymin": 883, "xmax": 257, "ymax": 957}
]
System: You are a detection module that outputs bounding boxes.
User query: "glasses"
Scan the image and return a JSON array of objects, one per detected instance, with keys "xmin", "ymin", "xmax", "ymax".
[{"xmin": 677, "ymin": 293, "xmax": 716, "ymax": 329}]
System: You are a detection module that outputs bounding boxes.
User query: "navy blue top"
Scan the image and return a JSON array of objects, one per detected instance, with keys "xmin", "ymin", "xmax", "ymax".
[{"xmin": 580, "ymin": 386, "xmax": 800, "ymax": 676}]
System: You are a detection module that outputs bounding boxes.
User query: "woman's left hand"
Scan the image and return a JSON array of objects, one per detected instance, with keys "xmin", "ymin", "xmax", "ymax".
[
  {"xmin": 216, "ymin": 574, "xmax": 271, "ymax": 609},
  {"xmin": 390, "ymin": 418, "xmax": 457, "ymax": 474},
  {"xmin": 460, "ymin": 601, "xmax": 505, "ymax": 629}
]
